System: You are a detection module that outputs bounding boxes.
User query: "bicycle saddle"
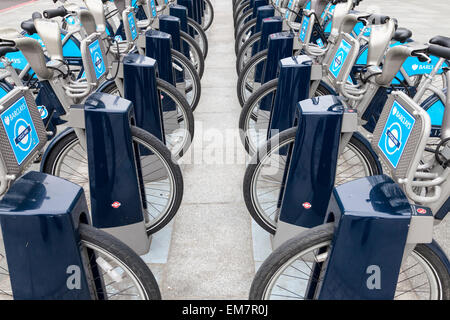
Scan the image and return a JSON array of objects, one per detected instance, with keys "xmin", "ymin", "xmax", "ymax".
[
  {"xmin": 429, "ymin": 35, "xmax": 450, "ymax": 49},
  {"xmin": 393, "ymin": 27, "xmax": 412, "ymax": 43},
  {"xmin": 21, "ymin": 19, "xmax": 37, "ymax": 35},
  {"xmin": 0, "ymin": 46, "xmax": 18, "ymax": 57}
]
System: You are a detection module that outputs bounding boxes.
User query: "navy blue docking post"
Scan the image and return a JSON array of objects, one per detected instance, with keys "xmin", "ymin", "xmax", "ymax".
[
  {"xmin": 267, "ymin": 56, "xmax": 312, "ymax": 139},
  {"xmin": 178, "ymin": 0, "xmax": 194, "ymax": 20},
  {"xmin": 252, "ymin": 0, "xmax": 269, "ymax": 21},
  {"xmin": 272, "ymin": 96, "xmax": 344, "ymax": 248},
  {"xmin": 123, "ymin": 53, "xmax": 165, "ymax": 142},
  {"xmin": 258, "ymin": 16, "xmax": 283, "ymax": 52},
  {"xmin": 257, "ymin": 31, "xmax": 294, "ymax": 108},
  {"xmin": 84, "ymin": 93, "xmax": 150, "ymax": 255},
  {"xmin": 251, "ymin": 6, "xmax": 276, "ymax": 56},
  {"xmin": 0, "ymin": 172, "xmax": 92, "ymax": 299},
  {"xmin": 159, "ymin": 15, "xmax": 182, "ymax": 53},
  {"xmin": 315, "ymin": 175, "xmax": 412, "ymax": 299},
  {"xmin": 145, "ymin": 30, "xmax": 178, "ymax": 115},
  {"xmin": 169, "ymin": 5, "xmax": 191, "ymax": 58},
  {"xmin": 192, "ymin": 0, "xmax": 202, "ymax": 24}
]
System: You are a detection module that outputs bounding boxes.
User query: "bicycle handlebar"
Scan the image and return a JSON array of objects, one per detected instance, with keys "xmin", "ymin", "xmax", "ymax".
[{"xmin": 44, "ymin": 6, "xmax": 68, "ymax": 19}]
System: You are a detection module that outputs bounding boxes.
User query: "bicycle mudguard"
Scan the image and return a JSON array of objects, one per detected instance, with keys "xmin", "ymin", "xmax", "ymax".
[
  {"xmin": 421, "ymin": 90, "xmax": 446, "ymax": 129},
  {"xmin": 95, "ymin": 79, "xmax": 115, "ymax": 93},
  {"xmin": 424, "ymin": 240, "xmax": 450, "ymax": 275},
  {"xmin": 0, "ymin": 81, "xmax": 12, "ymax": 98},
  {"xmin": 352, "ymin": 131, "xmax": 383, "ymax": 173},
  {"xmin": 39, "ymin": 127, "xmax": 75, "ymax": 172}
]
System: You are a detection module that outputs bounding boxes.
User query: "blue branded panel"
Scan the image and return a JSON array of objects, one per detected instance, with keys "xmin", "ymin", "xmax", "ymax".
[
  {"xmin": 1, "ymin": 97, "xmax": 40, "ymax": 165},
  {"xmin": 316, "ymin": 38, "xmax": 324, "ymax": 48},
  {"xmin": 329, "ymin": 38, "xmax": 352, "ymax": 79},
  {"xmin": 89, "ymin": 40, "xmax": 106, "ymax": 80},
  {"xmin": 284, "ymin": 0, "xmax": 293, "ymax": 19},
  {"xmin": 299, "ymin": 16, "xmax": 309, "ymax": 43},
  {"xmin": 128, "ymin": 12, "xmax": 138, "ymax": 41},
  {"xmin": 150, "ymin": 0, "xmax": 157, "ymax": 17},
  {"xmin": 377, "ymin": 100, "xmax": 415, "ymax": 168}
]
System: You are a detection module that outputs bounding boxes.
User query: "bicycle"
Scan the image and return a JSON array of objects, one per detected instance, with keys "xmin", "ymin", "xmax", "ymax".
[
  {"xmin": 0, "ymin": 70, "xmax": 161, "ymax": 299},
  {"xmin": 249, "ymin": 40, "xmax": 450, "ymax": 300},
  {"xmin": 242, "ymin": 22, "xmax": 448, "ymax": 234}
]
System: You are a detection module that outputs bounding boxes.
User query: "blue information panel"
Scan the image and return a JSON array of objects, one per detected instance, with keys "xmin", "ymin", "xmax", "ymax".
[
  {"xmin": 299, "ymin": 16, "xmax": 310, "ymax": 43},
  {"xmin": 377, "ymin": 100, "xmax": 416, "ymax": 168},
  {"xmin": 285, "ymin": 0, "xmax": 294, "ymax": 19},
  {"xmin": 128, "ymin": 12, "xmax": 138, "ymax": 41},
  {"xmin": 329, "ymin": 38, "xmax": 352, "ymax": 79},
  {"xmin": 150, "ymin": 0, "xmax": 157, "ymax": 17},
  {"xmin": 1, "ymin": 96, "xmax": 40, "ymax": 165},
  {"xmin": 89, "ymin": 39, "xmax": 106, "ymax": 80}
]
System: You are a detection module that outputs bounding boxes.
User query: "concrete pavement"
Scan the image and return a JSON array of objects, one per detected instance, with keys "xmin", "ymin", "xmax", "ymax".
[{"xmin": 0, "ymin": 0, "xmax": 448, "ymax": 300}]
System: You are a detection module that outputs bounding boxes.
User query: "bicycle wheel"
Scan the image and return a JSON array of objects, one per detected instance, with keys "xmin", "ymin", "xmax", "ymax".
[
  {"xmin": 233, "ymin": 0, "xmax": 249, "ymax": 16},
  {"xmin": 99, "ymin": 79, "xmax": 194, "ymax": 158},
  {"xmin": 180, "ymin": 31, "xmax": 205, "ymax": 79},
  {"xmin": 202, "ymin": 0, "xmax": 214, "ymax": 31},
  {"xmin": 171, "ymin": 49, "xmax": 202, "ymax": 112},
  {"xmin": 250, "ymin": 223, "xmax": 450, "ymax": 300},
  {"xmin": 0, "ymin": 223, "xmax": 161, "ymax": 300},
  {"xmin": 187, "ymin": 17, "xmax": 209, "ymax": 59},
  {"xmin": 42, "ymin": 126, "xmax": 184, "ymax": 235},
  {"xmin": 239, "ymin": 79, "xmax": 331, "ymax": 155},
  {"xmin": 235, "ymin": 18, "xmax": 257, "ymax": 55},
  {"xmin": 243, "ymin": 128, "xmax": 381, "ymax": 234},
  {"xmin": 237, "ymin": 49, "xmax": 268, "ymax": 106},
  {"xmin": 234, "ymin": 4, "xmax": 252, "ymax": 32},
  {"xmin": 236, "ymin": 31, "xmax": 261, "ymax": 74}
]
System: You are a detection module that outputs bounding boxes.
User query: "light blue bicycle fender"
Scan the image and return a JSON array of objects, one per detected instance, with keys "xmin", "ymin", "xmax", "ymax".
[{"xmin": 0, "ymin": 30, "xmax": 82, "ymax": 77}]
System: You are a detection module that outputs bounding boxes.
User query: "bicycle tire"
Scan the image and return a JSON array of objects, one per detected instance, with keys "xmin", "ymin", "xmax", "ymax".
[
  {"xmin": 235, "ymin": 18, "xmax": 257, "ymax": 53},
  {"xmin": 243, "ymin": 128, "xmax": 382, "ymax": 233},
  {"xmin": 79, "ymin": 223, "xmax": 162, "ymax": 300},
  {"xmin": 237, "ymin": 49, "xmax": 268, "ymax": 106},
  {"xmin": 202, "ymin": 0, "xmax": 215, "ymax": 31},
  {"xmin": 236, "ymin": 31, "xmax": 262, "ymax": 74},
  {"xmin": 171, "ymin": 49, "xmax": 202, "ymax": 112},
  {"xmin": 42, "ymin": 126, "xmax": 184, "ymax": 235},
  {"xmin": 187, "ymin": 17, "xmax": 209, "ymax": 59},
  {"xmin": 239, "ymin": 79, "xmax": 332, "ymax": 155},
  {"xmin": 250, "ymin": 223, "xmax": 450, "ymax": 300},
  {"xmin": 98, "ymin": 79, "xmax": 194, "ymax": 158},
  {"xmin": 180, "ymin": 30, "xmax": 205, "ymax": 79}
]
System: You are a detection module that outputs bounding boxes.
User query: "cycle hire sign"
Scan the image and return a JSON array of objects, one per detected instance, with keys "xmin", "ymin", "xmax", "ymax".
[
  {"xmin": 299, "ymin": 16, "xmax": 310, "ymax": 43},
  {"xmin": 329, "ymin": 38, "xmax": 352, "ymax": 79},
  {"xmin": 377, "ymin": 100, "xmax": 416, "ymax": 168},
  {"xmin": 1, "ymin": 96, "xmax": 40, "ymax": 165},
  {"xmin": 127, "ymin": 12, "xmax": 138, "ymax": 41},
  {"xmin": 89, "ymin": 40, "xmax": 106, "ymax": 80}
]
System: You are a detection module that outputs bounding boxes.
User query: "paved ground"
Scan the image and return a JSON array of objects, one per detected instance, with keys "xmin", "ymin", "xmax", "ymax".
[
  {"xmin": 0, "ymin": 0, "xmax": 36, "ymax": 11},
  {"xmin": 0, "ymin": 0, "xmax": 449, "ymax": 300}
]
